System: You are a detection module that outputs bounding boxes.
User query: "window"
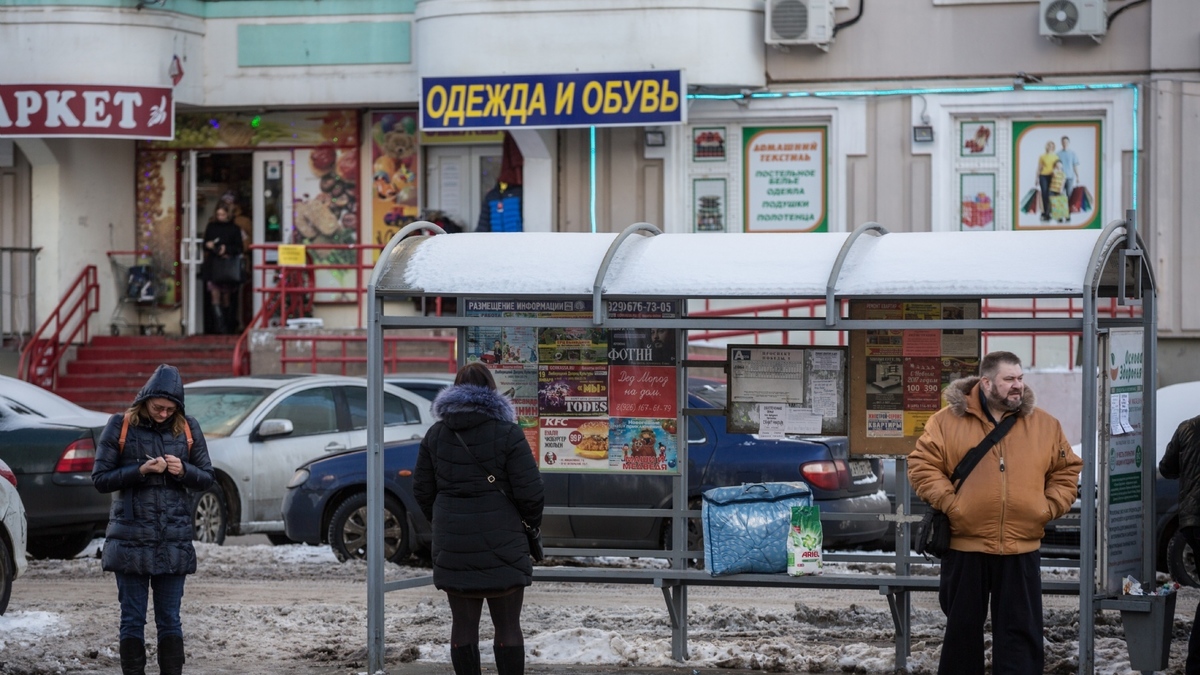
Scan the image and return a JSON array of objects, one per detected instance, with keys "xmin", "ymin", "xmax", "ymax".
[
  {"xmin": 346, "ymin": 387, "xmax": 421, "ymax": 429},
  {"xmin": 688, "ymin": 417, "xmax": 707, "ymax": 443},
  {"xmin": 265, "ymin": 387, "xmax": 338, "ymax": 437}
]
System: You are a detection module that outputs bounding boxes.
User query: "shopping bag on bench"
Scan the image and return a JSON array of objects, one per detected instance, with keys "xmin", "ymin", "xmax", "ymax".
[{"xmin": 701, "ymin": 482, "xmax": 812, "ymax": 576}]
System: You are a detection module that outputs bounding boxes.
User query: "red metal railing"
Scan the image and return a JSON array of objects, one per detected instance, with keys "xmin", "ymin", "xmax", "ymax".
[
  {"xmin": 232, "ymin": 243, "xmax": 456, "ymax": 376},
  {"xmin": 277, "ymin": 334, "xmax": 457, "ymax": 375},
  {"xmin": 18, "ymin": 265, "xmax": 100, "ymax": 389}
]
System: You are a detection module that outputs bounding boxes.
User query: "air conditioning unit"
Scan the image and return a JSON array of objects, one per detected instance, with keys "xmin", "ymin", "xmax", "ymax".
[
  {"xmin": 1039, "ymin": 0, "xmax": 1107, "ymax": 39},
  {"xmin": 766, "ymin": 0, "xmax": 835, "ymax": 48}
]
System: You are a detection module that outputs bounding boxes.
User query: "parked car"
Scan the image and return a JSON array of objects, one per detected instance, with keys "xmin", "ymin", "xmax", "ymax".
[
  {"xmin": 0, "ymin": 374, "xmax": 109, "ymax": 425},
  {"xmin": 183, "ymin": 374, "xmax": 436, "ymax": 545},
  {"xmin": 283, "ymin": 381, "xmax": 890, "ymax": 563},
  {"xmin": 383, "ymin": 373, "xmax": 454, "ymax": 403},
  {"xmin": 0, "ymin": 457, "xmax": 28, "ymax": 615},
  {"xmin": 0, "ymin": 382, "xmax": 110, "ymax": 559}
]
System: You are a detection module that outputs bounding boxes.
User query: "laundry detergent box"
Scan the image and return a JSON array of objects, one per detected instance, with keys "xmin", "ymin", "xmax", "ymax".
[{"xmin": 787, "ymin": 505, "xmax": 823, "ymax": 576}]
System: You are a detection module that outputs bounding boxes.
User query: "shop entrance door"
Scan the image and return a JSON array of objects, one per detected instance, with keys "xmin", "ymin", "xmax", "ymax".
[
  {"xmin": 251, "ymin": 151, "xmax": 292, "ymax": 318},
  {"xmin": 188, "ymin": 152, "xmax": 253, "ymax": 335},
  {"xmin": 425, "ymin": 145, "xmax": 502, "ymax": 231}
]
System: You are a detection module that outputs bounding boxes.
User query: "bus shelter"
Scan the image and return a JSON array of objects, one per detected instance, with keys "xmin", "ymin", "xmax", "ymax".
[{"xmin": 364, "ymin": 216, "xmax": 1156, "ymax": 674}]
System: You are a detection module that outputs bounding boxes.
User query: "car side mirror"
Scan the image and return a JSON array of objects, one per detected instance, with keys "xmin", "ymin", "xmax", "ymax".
[{"xmin": 257, "ymin": 418, "xmax": 294, "ymax": 439}]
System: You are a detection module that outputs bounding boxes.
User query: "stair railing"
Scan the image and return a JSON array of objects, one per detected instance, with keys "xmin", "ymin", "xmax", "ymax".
[{"xmin": 18, "ymin": 265, "xmax": 100, "ymax": 389}]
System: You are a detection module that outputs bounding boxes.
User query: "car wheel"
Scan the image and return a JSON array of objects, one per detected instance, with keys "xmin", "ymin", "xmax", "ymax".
[
  {"xmin": 1168, "ymin": 530, "xmax": 1200, "ymax": 588},
  {"xmin": 0, "ymin": 538, "xmax": 12, "ymax": 615},
  {"xmin": 26, "ymin": 530, "xmax": 96, "ymax": 560},
  {"xmin": 191, "ymin": 484, "xmax": 228, "ymax": 545},
  {"xmin": 662, "ymin": 498, "xmax": 705, "ymax": 569},
  {"xmin": 327, "ymin": 492, "xmax": 408, "ymax": 564},
  {"xmin": 266, "ymin": 534, "xmax": 294, "ymax": 546}
]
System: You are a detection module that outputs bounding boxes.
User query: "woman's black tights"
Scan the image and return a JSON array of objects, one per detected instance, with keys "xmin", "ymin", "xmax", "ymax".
[{"xmin": 447, "ymin": 588, "xmax": 524, "ymax": 647}]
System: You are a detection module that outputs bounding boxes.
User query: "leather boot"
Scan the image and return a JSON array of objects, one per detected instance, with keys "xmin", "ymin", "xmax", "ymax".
[
  {"xmin": 118, "ymin": 638, "xmax": 146, "ymax": 675},
  {"xmin": 157, "ymin": 634, "xmax": 185, "ymax": 675},
  {"xmin": 211, "ymin": 305, "xmax": 226, "ymax": 335},
  {"xmin": 449, "ymin": 643, "xmax": 481, "ymax": 675},
  {"xmin": 493, "ymin": 644, "xmax": 525, "ymax": 675}
]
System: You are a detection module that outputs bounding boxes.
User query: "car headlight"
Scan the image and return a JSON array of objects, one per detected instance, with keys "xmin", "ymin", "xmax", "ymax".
[{"xmin": 286, "ymin": 468, "xmax": 311, "ymax": 489}]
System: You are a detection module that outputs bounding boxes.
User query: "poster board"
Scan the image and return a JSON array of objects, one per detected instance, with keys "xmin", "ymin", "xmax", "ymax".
[
  {"xmin": 725, "ymin": 345, "xmax": 847, "ymax": 436},
  {"xmin": 465, "ymin": 298, "xmax": 681, "ymax": 475},
  {"xmin": 1099, "ymin": 327, "xmax": 1145, "ymax": 594},
  {"xmin": 848, "ymin": 300, "xmax": 982, "ymax": 456}
]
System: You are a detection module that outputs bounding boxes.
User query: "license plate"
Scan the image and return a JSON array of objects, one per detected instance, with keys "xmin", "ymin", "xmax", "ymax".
[{"xmin": 849, "ymin": 460, "xmax": 873, "ymax": 479}]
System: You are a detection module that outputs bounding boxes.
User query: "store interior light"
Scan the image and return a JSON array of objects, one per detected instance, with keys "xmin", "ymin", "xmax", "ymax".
[{"xmin": 644, "ymin": 129, "xmax": 666, "ymax": 147}]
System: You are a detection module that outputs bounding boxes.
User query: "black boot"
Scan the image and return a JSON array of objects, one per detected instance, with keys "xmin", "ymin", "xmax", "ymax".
[
  {"xmin": 493, "ymin": 645, "xmax": 524, "ymax": 675},
  {"xmin": 118, "ymin": 638, "xmax": 146, "ymax": 675},
  {"xmin": 449, "ymin": 643, "xmax": 481, "ymax": 675},
  {"xmin": 157, "ymin": 634, "xmax": 185, "ymax": 675},
  {"xmin": 211, "ymin": 305, "xmax": 226, "ymax": 335}
]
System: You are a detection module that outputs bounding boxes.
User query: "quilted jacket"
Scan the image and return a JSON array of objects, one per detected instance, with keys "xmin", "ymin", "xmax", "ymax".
[
  {"xmin": 92, "ymin": 365, "xmax": 215, "ymax": 575},
  {"xmin": 1160, "ymin": 415, "xmax": 1200, "ymax": 530},
  {"xmin": 414, "ymin": 384, "xmax": 544, "ymax": 595},
  {"xmin": 908, "ymin": 377, "xmax": 1082, "ymax": 555}
]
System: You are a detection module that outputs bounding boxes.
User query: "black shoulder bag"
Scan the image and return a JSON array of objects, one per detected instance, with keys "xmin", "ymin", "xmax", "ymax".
[
  {"xmin": 453, "ymin": 431, "xmax": 545, "ymax": 562},
  {"xmin": 915, "ymin": 414, "xmax": 1017, "ymax": 559}
]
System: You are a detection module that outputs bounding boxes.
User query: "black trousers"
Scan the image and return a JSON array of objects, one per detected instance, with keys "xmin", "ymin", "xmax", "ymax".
[
  {"xmin": 937, "ymin": 549, "xmax": 1043, "ymax": 675},
  {"xmin": 1185, "ymin": 527, "xmax": 1200, "ymax": 674}
]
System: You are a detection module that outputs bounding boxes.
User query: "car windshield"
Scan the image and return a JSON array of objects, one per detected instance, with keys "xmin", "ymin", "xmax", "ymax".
[{"xmin": 185, "ymin": 387, "xmax": 272, "ymax": 437}]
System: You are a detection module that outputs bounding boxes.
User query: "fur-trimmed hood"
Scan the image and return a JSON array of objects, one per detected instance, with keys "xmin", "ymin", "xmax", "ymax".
[
  {"xmin": 432, "ymin": 383, "xmax": 516, "ymax": 424},
  {"xmin": 943, "ymin": 375, "xmax": 1036, "ymax": 418}
]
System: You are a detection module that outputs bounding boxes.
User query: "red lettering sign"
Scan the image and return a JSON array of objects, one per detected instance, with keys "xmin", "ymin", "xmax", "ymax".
[{"xmin": 0, "ymin": 85, "xmax": 174, "ymax": 139}]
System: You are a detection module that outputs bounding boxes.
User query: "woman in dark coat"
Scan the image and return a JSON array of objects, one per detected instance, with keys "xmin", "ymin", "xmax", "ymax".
[
  {"xmin": 414, "ymin": 363, "xmax": 544, "ymax": 675},
  {"xmin": 201, "ymin": 201, "xmax": 245, "ymax": 334},
  {"xmin": 92, "ymin": 364, "xmax": 215, "ymax": 675}
]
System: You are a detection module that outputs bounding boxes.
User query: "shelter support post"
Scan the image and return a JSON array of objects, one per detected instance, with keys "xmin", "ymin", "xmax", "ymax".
[
  {"xmin": 881, "ymin": 587, "xmax": 911, "ymax": 668},
  {"xmin": 367, "ymin": 287, "xmax": 386, "ymax": 674},
  {"xmin": 656, "ymin": 580, "xmax": 688, "ymax": 661},
  {"xmin": 590, "ymin": 223, "xmax": 662, "ymax": 325}
]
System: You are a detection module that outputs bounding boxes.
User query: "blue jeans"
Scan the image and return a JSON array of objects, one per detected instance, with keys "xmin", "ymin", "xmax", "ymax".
[{"xmin": 115, "ymin": 572, "xmax": 186, "ymax": 642}]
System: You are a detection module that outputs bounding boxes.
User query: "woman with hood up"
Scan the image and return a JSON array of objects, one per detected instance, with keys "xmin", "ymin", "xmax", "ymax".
[
  {"xmin": 414, "ymin": 362, "xmax": 544, "ymax": 675},
  {"xmin": 92, "ymin": 364, "xmax": 215, "ymax": 675}
]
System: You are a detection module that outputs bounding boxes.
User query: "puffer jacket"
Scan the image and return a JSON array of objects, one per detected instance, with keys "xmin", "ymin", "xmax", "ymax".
[
  {"xmin": 92, "ymin": 365, "xmax": 215, "ymax": 575},
  {"xmin": 1160, "ymin": 415, "xmax": 1200, "ymax": 530},
  {"xmin": 908, "ymin": 377, "xmax": 1082, "ymax": 555},
  {"xmin": 413, "ymin": 384, "xmax": 544, "ymax": 595}
]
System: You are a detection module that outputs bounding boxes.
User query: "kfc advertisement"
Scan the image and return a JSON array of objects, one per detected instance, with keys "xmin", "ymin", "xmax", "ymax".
[{"xmin": 0, "ymin": 85, "xmax": 174, "ymax": 139}]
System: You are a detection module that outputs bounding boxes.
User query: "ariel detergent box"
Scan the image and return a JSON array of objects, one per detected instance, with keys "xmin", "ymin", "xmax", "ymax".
[{"xmin": 787, "ymin": 505, "xmax": 823, "ymax": 576}]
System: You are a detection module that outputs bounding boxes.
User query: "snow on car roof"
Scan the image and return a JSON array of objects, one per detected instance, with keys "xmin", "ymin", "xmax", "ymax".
[{"xmin": 373, "ymin": 228, "xmax": 1119, "ymax": 299}]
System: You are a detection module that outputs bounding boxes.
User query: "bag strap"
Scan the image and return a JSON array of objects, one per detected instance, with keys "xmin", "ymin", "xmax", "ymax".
[
  {"xmin": 118, "ymin": 412, "xmax": 194, "ymax": 460},
  {"xmin": 948, "ymin": 414, "xmax": 1017, "ymax": 492},
  {"xmin": 452, "ymin": 430, "xmax": 530, "ymax": 527}
]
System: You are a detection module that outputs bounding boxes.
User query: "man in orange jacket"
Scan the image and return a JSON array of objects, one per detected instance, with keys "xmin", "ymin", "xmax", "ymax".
[{"xmin": 909, "ymin": 351, "xmax": 1083, "ymax": 675}]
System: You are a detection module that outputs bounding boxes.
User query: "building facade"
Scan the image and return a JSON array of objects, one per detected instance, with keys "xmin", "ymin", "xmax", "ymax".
[{"xmin": 1, "ymin": 0, "xmax": 1197, "ymax": 380}]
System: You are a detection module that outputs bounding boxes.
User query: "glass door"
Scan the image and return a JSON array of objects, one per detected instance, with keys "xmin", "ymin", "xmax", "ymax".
[
  {"xmin": 252, "ymin": 151, "xmax": 292, "ymax": 318},
  {"xmin": 425, "ymin": 145, "xmax": 502, "ymax": 231},
  {"xmin": 179, "ymin": 150, "xmax": 202, "ymax": 335}
]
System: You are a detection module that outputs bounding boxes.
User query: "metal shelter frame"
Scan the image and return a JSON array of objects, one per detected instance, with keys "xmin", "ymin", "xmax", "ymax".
[{"xmin": 363, "ymin": 216, "xmax": 1156, "ymax": 674}]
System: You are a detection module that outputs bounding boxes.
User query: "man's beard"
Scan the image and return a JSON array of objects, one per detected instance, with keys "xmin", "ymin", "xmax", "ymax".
[{"xmin": 987, "ymin": 386, "xmax": 1022, "ymax": 412}]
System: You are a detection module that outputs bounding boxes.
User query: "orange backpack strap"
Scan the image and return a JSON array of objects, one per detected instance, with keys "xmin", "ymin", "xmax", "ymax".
[
  {"xmin": 118, "ymin": 412, "xmax": 192, "ymax": 460},
  {"xmin": 119, "ymin": 413, "xmax": 131, "ymax": 454}
]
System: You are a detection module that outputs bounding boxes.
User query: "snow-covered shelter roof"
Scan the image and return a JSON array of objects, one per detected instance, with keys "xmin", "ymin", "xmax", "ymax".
[{"xmin": 371, "ymin": 227, "xmax": 1124, "ymax": 299}]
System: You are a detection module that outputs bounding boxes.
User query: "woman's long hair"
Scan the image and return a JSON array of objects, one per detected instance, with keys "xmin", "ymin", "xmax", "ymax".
[
  {"xmin": 124, "ymin": 401, "xmax": 188, "ymax": 437},
  {"xmin": 455, "ymin": 362, "xmax": 497, "ymax": 390}
]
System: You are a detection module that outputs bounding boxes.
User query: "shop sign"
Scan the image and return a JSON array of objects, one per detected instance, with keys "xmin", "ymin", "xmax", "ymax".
[
  {"xmin": 0, "ymin": 85, "xmax": 173, "ymax": 139},
  {"xmin": 742, "ymin": 126, "xmax": 828, "ymax": 232},
  {"xmin": 421, "ymin": 70, "xmax": 685, "ymax": 131}
]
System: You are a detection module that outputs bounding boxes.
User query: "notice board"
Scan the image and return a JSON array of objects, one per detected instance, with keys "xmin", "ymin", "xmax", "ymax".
[
  {"xmin": 464, "ymin": 298, "xmax": 682, "ymax": 475},
  {"xmin": 848, "ymin": 300, "xmax": 981, "ymax": 455},
  {"xmin": 725, "ymin": 345, "xmax": 848, "ymax": 436}
]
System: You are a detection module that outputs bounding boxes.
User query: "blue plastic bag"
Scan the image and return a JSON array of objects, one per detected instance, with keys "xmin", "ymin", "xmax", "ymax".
[{"xmin": 702, "ymin": 482, "xmax": 812, "ymax": 576}]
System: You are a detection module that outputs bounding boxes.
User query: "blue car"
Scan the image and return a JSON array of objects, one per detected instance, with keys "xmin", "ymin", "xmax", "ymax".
[{"xmin": 283, "ymin": 381, "xmax": 890, "ymax": 563}]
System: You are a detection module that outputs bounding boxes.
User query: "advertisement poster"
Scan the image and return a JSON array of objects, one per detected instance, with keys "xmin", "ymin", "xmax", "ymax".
[
  {"xmin": 1013, "ymin": 120, "xmax": 1102, "ymax": 230},
  {"xmin": 961, "ymin": 121, "xmax": 996, "ymax": 157},
  {"xmin": 539, "ymin": 417, "xmax": 610, "ymax": 471},
  {"xmin": 960, "ymin": 173, "xmax": 995, "ymax": 231},
  {"xmin": 538, "ymin": 328, "xmax": 608, "ymax": 365},
  {"xmin": 493, "ymin": 368, "xmax": 538, "ymax": 418},
  {"xmin": 466, "ymin": 326, "xmax": 538, "ymax": 365},
  {"xmin": 293, "ymin": 147, "xmax": 359, "ymax": 302},
  {"xmin": 693, "ymin": 127, "xmax": 726, "ymax": 161},
  {"xmin": 609, "ymin": 366, "xmax": 676, "ymax": 418},
  {"xmin": 693, "ymin": 178, "xmax": 727, "ymax": 232},
  {"xmin": 538, "ymin": 365, "xmax": 608, "ymax": 416},
  {"xmin": 742, "ymin": 126, "xmax": 827, "ymax": 233},
  {"xmin": 859, "ymin": 301, "xmax": 981, "ymax": 439},
  {"xmin": 152, "ymin": 110, "xmax": 358, "ymax": 150},
  {"xmin": 610, "ymin": 417, "xmax": 678, "ymax": 472},
  {"xmin": 608, "ymin": 327, "xmax": 677, "ymax": 366},
  {"xmin": 369, "ymin": 111, "xmax": 421, "ymax": 248},
  {"xmin": 1101, "ymin": 328, "xmax": 1145, "ymax": 594}
]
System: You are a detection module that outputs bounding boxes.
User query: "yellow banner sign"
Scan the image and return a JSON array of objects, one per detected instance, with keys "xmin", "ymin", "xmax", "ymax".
[{"xmin": 277, "ymin": 244, "xmax": 307, "ymax": 267}]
